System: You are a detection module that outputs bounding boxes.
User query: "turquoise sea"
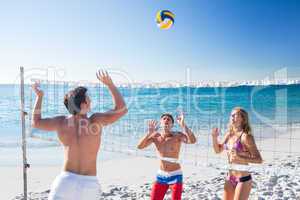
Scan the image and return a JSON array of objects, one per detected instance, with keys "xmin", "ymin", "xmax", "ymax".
[
  {"xmin": 0, "ymin": 83, "xmax": 299, "ymax": 166},
  {"xmin": 0, "ymin": 83, "xmax": 299, "ymax": 147}
]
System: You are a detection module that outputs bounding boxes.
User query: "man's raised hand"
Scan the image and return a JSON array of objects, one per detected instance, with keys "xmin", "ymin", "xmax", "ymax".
[
  {"xmin": 148, "ymin": 120, "xmax": 158, "ymax": 135},
  {"xmin": 96, "ymin": 70, "xmax": 114, "ymax": 86},
  {"xmin": 32, "ymin": 82, "xmax": 44, "ymax": 97},
  {"xmin": 176, "ymin": 112, "xmax": 186, "ymax": 128}
]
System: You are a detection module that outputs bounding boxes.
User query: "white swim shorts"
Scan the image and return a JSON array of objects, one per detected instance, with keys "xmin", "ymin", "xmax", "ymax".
[{"xmin": 48, "ymin": 171, "xmax": 101, "ymax": 200}]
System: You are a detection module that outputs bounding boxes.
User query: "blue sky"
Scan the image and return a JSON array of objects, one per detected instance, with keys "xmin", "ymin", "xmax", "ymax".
[{"xmin": 0, "ymin": 0, "xmax": 299, "ymax": 84}]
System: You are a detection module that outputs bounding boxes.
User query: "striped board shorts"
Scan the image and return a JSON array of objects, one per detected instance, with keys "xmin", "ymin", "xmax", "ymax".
[{"xmin": 156, "ymin": 169, "xmax": 183, "ymax": 184}]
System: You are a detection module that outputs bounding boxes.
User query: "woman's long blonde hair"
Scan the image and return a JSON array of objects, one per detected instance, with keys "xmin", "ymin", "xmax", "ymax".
[{"xmin": 228, "ymin": 107, "xmax": 252, "ymax": 135}]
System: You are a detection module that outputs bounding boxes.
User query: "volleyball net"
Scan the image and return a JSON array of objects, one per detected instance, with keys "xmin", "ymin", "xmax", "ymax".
[{"xmin": 19, "ymin": 75, "xmax": 300, "ymax": 172}]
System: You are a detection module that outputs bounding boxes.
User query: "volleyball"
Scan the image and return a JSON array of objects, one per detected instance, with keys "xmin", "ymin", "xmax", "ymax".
[{"xmin": 156, "ymin": 10, "xmax": 175, "ymax": 30}]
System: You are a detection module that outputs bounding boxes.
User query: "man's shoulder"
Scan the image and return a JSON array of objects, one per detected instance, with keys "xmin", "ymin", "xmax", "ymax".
[
  {"xmin": 173, "ymin": 131, "xmax": 184, "ymax": 137},
  {"xmin": 165, "ymin": 132, "xmax": 182, "ymax": 141},
  {"xmin": 57, "ymin": 115, "xmax": 67, "ymax": 119},
  {"xmin": 88, "ymin": 113, "xmax": 103, "ymax": 124},
  {"xmin": 151, "ymin": 132, "xmax": 161, "ymax": 139},
  {"xmin": 171, "ymin": 131, "xmax": 187, "ymax": 143},
  {"xmin": 89, "ymin": 112, "xmax": 104, "ymax": 120},
  {"xmin": 54, "ymin": 115, "xmax": 68, "ymax": 125},
  {"xmin": 51, "ymin": 115, "xmax": 67, "ymax": 122}
]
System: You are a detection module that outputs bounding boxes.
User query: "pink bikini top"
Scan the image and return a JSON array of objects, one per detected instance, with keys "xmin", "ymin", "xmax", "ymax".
[{"xmin": 224, "ymin": 133, "xmax": 244, "ymax": 152}]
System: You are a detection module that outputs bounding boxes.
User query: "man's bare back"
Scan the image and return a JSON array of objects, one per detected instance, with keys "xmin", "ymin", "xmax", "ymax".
[
  {"xmin": 32, "ymin": 70, "xmax": 127, "ymax": 177},
  {"xmin": 53, "ymin": 116, "xmax": 103, "ymax": 176}
]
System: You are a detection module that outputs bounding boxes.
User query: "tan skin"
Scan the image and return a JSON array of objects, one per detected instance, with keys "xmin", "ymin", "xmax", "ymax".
[
  {"xmin": 31, "ymin": 70, "xmax": 127, "ymax": 176},
  {"xmin": 137, "ymin": 113, "xmax": 196, "ymax": 172},
  {"xmin": 212, "ymin": 109, "xmax": 263, "ymax": 200}
]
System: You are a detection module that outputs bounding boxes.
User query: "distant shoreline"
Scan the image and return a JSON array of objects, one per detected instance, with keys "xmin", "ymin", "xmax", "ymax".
[{"xmin": 1, "ymin": 82, "xmax": 299, "ymax": 88}]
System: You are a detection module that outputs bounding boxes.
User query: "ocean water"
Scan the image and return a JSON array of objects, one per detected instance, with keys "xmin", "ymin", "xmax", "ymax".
[{"xmin": 0, "ymin": 83, "xmax": 299, "ymax": 149}]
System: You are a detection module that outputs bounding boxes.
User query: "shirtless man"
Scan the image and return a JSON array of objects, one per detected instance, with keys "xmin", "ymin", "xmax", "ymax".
[
  {"xmin": 137, "ymin": 113, "xmax": 196, "ymax": 200},
  {"xmin": 31, "ymin": 70, "xmax": 127, "ymax": 200}
]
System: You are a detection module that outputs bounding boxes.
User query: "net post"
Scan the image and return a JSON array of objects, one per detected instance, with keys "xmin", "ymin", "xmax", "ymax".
[{"xmin": 20, "ymin": 66, "xmax": 29, "ymax": 200}]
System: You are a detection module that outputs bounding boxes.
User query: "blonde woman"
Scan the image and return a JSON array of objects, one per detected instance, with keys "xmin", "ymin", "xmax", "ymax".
[{"xmin": 212, "ymin": 107, "xmax": 263, "ymax": 200}]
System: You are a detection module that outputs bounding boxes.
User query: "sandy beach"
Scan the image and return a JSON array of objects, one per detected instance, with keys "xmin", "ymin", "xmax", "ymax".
[
  {"xmin": 7, "ymin": 155, "xmax": 300, "ymax": 200},
  {"xmin": 1, "ymin": 129, "xmax": 298, "ymax": 200}
]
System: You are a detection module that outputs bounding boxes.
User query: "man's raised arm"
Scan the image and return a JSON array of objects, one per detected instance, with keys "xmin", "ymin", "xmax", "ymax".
[
  {"xmin": 31, "ymin": 83, "xmax": 64, "ymax": 131},
  {"xmin": 92, "ymin": 70, "xmax": 128, "ymax": 126},
  {"xmin": 137, "ymin": 120, "xmax": 158, "ymax": 149},
  {"xmin": 177, "ymin": 113, "xmax": 196, "ymax": 144}
]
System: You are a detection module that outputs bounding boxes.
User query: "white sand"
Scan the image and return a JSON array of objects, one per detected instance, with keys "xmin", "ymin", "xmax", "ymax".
[
  {"xmin": 2, "ymin": 129, "xmax": 300, "ymax": 200},
  {"xmin": 7, "ymin": 155, "xmax": 300, "ymax": 199}
]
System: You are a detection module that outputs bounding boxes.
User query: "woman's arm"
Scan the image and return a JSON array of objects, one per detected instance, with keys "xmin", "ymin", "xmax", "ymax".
[
  {"xmin": 211, "ymin": 128, "xmax": 229, "ymax": 154},
  {"xmin": 235, "ymin": 134, "xmax": 263, "ymax": 164}
]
